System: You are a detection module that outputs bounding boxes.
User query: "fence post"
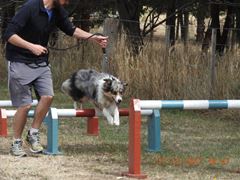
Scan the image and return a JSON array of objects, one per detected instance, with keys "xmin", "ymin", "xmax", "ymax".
[
  {"xmin": 87, "ymin": 117, "xmax": 99, "ymax": 136},
  {"xmin": 210, "ymin": 28, "xmax": 217, "ymax": 98},
  {"xmin": 122, "ymin": 99, "xmax": 147, "ymax": 179},
  {"xmin": 0, "ymin": 109, "xmax": 7, "ymax": 137},
  {"xmin": 102, "ymin": 18, "xmax": 119, "ymax": 73},
  {"xmin": 44, "ymin": 108, "xmax": 61, "ymax": 155},
  {"xmin": 147, "ymin": 109, "xmax": 161, "ymax": 152}
]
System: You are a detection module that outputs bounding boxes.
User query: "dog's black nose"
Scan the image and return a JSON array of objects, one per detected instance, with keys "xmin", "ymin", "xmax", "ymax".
[{"xmin": 118, "ymin": 99, "xmax": 122, "ymax": 103}]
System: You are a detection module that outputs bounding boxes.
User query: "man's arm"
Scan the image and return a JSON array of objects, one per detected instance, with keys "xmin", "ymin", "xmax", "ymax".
[
  {"xmin": 73, "ymin": 28, "xmax": 108, "ymax": 48},
  {"xmin": 7, "ymin": 34, "xmax": 48, "ymax": 56},
  {"xmin": 4, "ymin": 2, "xmax": 48, "ymax": 56}
]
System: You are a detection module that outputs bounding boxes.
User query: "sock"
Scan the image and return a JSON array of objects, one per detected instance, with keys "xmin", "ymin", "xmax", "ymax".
[{"xmin": 29, "ymin": 128, "xmax": 39, "ymax": 135}]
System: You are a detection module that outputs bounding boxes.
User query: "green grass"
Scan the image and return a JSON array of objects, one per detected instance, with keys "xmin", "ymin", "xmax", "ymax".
[{"xmin": 2, "ymin": 86, "xmax": 240, "ymax": 179}]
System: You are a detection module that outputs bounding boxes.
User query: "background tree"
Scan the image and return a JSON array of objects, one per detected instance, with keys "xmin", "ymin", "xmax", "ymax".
[
  {"xmin": 116, "ymin": 0, "xmax": 143, "ymax": 56},
  {"xmin": 0, "ymin": 1, "xmax": 15, "ymax": 44}
]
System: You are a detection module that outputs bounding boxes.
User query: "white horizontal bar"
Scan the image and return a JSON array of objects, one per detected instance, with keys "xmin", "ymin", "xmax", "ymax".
[
  {"xmin": 140, "ymin": 100, "xmax": 162, "ymax": 109},
  {"xmin": 6, "ymin": 110, "xmax": 35, "ymax": 117},
  {"xmin": 227, "ymin": 100, "xmax": 240, "ymax": 108},
  {"xmin": 0, "ymin": 100, "xmax": 38, "ymax": 107},
  {"xmin": 141, "ymin": 109, "xmax": 153, "ymax": 115},
  {"xmin": 183, "ymin": 100, "xmax": 209, "ymax": 109},
  {"xmin": 56, "ymin": 109, "xmax": 76, "ymax": 117}
]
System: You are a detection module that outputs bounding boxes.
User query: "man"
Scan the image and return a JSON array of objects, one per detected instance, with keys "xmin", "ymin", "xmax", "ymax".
[{"xmin": 4, "ymin": 0, "xmax": 108, "ymax": 157}]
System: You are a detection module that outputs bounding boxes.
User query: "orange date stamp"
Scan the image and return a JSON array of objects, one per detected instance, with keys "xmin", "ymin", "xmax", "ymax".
[{"xmin": 155, "ymin": 156, "xmax": 230, "ymax": 167}]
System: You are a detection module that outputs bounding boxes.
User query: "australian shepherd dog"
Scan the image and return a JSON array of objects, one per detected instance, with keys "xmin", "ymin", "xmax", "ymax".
[{"xmin": 61, "ymin": 69, "xmax": 127, "ymax": 126}]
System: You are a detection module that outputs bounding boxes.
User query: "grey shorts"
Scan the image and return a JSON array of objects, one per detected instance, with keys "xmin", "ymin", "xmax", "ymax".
[{"xmin": 8, "ymin": 62, "xmax": 54, "ymax": 107}]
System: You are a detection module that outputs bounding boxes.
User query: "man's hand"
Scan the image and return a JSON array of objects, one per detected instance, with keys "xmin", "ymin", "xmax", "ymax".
[
  {"xmin": 91, "ymin": 35, "xmax": 108, "ymax": 48},
  {"xmin": 8, "ymin": 34, "xmax": 48, "ymax": 56},
  {"xmin": 73, "ymin": 28, "xmax": 108, "ymax": 48},
  {"xmin": 29, "ymin": 44, "xmax": 48, "ymax": 56}
]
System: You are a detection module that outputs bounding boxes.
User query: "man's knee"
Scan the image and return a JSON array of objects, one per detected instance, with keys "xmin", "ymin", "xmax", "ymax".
[
  {"xmin": 18, "ymin": 104, "xmax": 32, "ymax": 112},
  {"xmin": 40, "ymin": 95, "xmax": 54, "ymax": 103}
]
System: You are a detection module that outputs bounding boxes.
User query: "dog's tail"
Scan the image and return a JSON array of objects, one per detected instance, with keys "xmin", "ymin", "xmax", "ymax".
[{"xmin": 61, "ymin": 79, "xmax": 71, "ymax": 95}]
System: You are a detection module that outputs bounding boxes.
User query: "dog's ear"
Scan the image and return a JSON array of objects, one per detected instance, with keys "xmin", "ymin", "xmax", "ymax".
[
  {"xmin": 122, "ymin": 82, "xmax": 128, "ymax": 87},
  {"xmin": 103, "ymin": 78, "xmax": 112, "ymax": 91},
  {"xmin": 111, "ymin": 77, "xmax": 116, "ymax": 81},
  {"xmin": 103, "ymin": 78, "xmax": 112, "ymax": 85}
]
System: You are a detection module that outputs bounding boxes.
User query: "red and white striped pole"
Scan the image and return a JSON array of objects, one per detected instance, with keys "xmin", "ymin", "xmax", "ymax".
[{"xmin": 0, "ymin": 109, "xmax": 8, "ymax": 137}]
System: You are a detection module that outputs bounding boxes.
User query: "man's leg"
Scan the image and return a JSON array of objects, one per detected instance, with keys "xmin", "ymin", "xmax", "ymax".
[
  {"xmin": 32, "ymin": 96, "xmax": 53, "ymax": 128},
  {"xmin": 9, "ymin": 105, "xmax": 31, "ymax": 157},
  {"xmin": 26, "ymin": 67, "xmax": 54, "ymax": 153},
  {"xmin": 13, "ymin": 104, "xmax": 31, "ymax": 139},
  {"xmin": 8, "ymin": 62, "xmax": 33, "ymax": 157}
]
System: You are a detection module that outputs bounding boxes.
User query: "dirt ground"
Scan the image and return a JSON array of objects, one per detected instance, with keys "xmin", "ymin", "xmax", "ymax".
[{"xmin": 0, "ymin": 137, "xmax": 131, "ymax": 180}]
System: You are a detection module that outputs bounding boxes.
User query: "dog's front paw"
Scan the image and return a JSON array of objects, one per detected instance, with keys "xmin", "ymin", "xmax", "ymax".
[
  {"xmin": 113, "ymin": 117, "xmax": 120, "ymax": 126},
  {"xmin": 113, "ymin": 120, "xmax": 120, "ymax": 126},
  {"xmin": 107, "ymin": 117, "xmax": 114, "ymax": 125}
]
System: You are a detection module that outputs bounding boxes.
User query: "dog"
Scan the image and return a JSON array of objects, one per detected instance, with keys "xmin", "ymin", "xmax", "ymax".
[{"xmin": 61, "ymin": 69, "xmax": 127, "ymax": 126}]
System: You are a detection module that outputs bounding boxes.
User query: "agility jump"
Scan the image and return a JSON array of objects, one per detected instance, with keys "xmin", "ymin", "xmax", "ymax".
[
  {"xmin": 0, "ymin": 106, "xmax": 153, "ymax": 154},
  {"xmin": 124, "ymin": 99, "xmax": 240, "ymax": 178}
]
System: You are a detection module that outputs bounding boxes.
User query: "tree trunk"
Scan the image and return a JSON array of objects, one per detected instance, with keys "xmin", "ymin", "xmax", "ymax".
[
  {"xmin": 210, "ymin": 2, "xmax": 221, "ymax": 55},
  {"xmin": 176, "ymin": 10, "xmax": 182, "ymax": 40},
  {"xmin": 202, "ymin": 26, "xmax": 212, "ymax": 53},
  {"xmin": 166, "ymin": 0, "xmax": 176, "ymax": 47},
  {"xmin": 182, "ymin": 11, "xmax": 189, "ymax": 45},
  {"xmin": 236, "ymin": 6, "xmax": 240, "ymax": 45},
  {"xmin": 217, "ymin": 0, "xmax": 234, "ymax": 55},
  {"xmin": 116, "ymin": 0, "xmax": 142, "ymax": 56},
  {"xmin": 196, "ymin": 3, "xmax": 206, "ymax": 43}
]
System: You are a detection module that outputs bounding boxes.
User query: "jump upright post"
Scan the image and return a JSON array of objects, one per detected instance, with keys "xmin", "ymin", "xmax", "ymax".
[
  {"xmin": 125, "ymin": 99, "xmax": 240, "ymax": 178},
  {"xmin": 0, "ymin": 109, "xmax": 7, "ymax": 137}
]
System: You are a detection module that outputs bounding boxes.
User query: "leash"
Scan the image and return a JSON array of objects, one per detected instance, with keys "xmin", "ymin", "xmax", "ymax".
[
  {"xmin": 26, "ymin": 33, "xmax": 108, "ymax": 69},
  {"xmin": 48, "ymin": 32, "xmax": 110, "ymax": 73},
  {"xmin": 47, "ymin": 32, "xmax": 105, "ymax": 51}
]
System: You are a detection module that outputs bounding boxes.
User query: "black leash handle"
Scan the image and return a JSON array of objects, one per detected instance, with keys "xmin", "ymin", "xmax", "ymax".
[
  {"xmin": 101, "ymin": 47, "xmax": 109, "ymax": 73},
  {"xmin": 102, "ymin": 48, "xmax": 106, "ymax": 54}
]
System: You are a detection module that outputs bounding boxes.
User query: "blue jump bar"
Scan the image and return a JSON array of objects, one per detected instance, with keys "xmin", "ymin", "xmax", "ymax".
[
  {"xmin": 161, "ymin": 100, "xmax": 184, "ymax": 109},
  {"xmin": 208, "ymin": 100, "xmax": 228, "ymax": 109}
]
